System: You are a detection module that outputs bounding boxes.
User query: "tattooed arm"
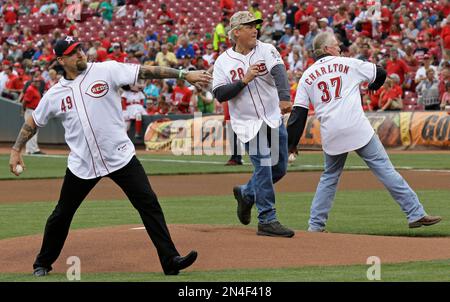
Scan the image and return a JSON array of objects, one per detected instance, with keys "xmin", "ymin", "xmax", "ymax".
[
  {"xmin": 138, "ymin": 65, "xmax": 212, "ymax": 87},
  {"xmin": 138, "ymin": 65, "xmax": 181, "ymax": 80},
  {"xmin": 9, "ymin": 115, "xmax": 38, "ymax": 176}
]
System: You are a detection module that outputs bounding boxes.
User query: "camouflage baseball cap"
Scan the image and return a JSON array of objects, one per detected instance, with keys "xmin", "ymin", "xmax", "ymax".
[{"xmin": 229, "ymin": 11, "xmax": 263, "ymax": 30}]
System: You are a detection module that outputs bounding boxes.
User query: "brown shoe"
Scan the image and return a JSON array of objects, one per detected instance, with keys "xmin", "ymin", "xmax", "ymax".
[{"xmin": 408, "ymin": 215, "xmax": 442, "ymax": 228}]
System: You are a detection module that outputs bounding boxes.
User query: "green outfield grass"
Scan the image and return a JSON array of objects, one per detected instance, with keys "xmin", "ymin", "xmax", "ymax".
[
  {"xmin": 1, "ymin": 190, "xmax": 448, "ymax": 240},
  {"xmin": 0, "ymin": 259, "xmax": 449, "ymax": 282},
  {"xmin": 0, "ymin": 152, "xmax": 450, "ymax": 179},
  {"xmin": 0, "ymin": 190, "xmax": 449, "ymax": 282}
]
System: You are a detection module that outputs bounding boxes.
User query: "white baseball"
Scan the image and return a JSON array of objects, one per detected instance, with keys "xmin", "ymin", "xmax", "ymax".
[
  {"xmin": 15, "ymin": 164, "xmax": 23, "ymax": 175},
  {"xmin": 288, "ymin": 153, "xmax": 297, "ymax": 164}
]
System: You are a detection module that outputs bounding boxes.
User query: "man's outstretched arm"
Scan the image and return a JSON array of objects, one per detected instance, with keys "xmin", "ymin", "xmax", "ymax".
[{"xmin": 138, "ymin": 65, "xmax": 212, "ymax": 87}]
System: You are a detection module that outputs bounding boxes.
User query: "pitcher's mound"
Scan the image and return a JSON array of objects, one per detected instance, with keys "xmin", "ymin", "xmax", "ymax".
[{"xmin": 1, "ymin": 224, "xmax": 449, "ymax": 273}]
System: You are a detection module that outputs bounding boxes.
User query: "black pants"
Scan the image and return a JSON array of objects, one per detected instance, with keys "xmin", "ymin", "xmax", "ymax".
[
  {"xmin": 33, "ymin": 156, "xmax": 179, "ymax": 272},
  {"xmin": 225, "ymin": 123, "xmax": 242, "ymax": 162}
]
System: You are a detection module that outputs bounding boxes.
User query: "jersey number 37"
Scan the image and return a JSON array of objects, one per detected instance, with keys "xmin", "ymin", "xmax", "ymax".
[{"xmin": 317, "ymin": 76, "xmax": 342, "ymax": 103}]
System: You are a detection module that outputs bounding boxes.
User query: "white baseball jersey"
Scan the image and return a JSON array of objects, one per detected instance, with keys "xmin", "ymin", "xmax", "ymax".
[
  {"xmin": 121, "ymin": 90, "xmax": 147, "ymax": 120},
  {"xmin": 33, "ymin": 61, "xmax": 140, "ymax": 179},
  {"xmin": 294, "ymin": 56, "xmax": 377, "ymax": 155},
  {"xmin": 213, "ymin": 41, "xmax": 284, "ymax": 143}
]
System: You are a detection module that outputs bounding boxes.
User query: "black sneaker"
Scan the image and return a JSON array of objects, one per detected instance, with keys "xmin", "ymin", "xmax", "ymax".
[
  {"xmin": 33, "ymin": 267, "xmax": 49, "ymax": 277},
  {"xmin": 233, "ymin": 186, "xmax": 252, "ymax": 225},
  {"xmin": 164, "ymin": 250, "xmax": 198, "ymax": 275},
  {"xmin": 257, "ymin": 221, "xmax": 295, "ymax": 238}
]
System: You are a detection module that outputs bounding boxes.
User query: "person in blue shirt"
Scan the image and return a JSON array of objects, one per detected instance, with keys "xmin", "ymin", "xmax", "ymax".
[{"xmin": 175, "ymin": 37, "xmax": 195, "ymax": 59}]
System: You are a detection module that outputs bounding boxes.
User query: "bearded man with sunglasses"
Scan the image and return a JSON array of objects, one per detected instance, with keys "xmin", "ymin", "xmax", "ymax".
[{"xmin": 9, "ymin": 36, "xmax": 212, "ymax": 277}]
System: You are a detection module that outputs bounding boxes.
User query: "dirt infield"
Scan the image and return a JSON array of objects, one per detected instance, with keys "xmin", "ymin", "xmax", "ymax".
[
  {"xmin": 1, "ymin": 224, "xmax": 450, "ymax": 273},
  {"xmin": 1, "ymin": 145, "xmax": 449, "ymax": 274},
  {"xmin": 1, "ymin": 170, "xmax": 450, "ymax": 203}
]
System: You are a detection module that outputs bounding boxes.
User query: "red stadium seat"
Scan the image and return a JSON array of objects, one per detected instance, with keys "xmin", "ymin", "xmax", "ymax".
[
  {"xmin": 403, "ymin": 97, "xmax": 418, "ymax": 106},
  {"xmin": 404, "ymin": 91, "xmax": 417, "ymax": 100}
]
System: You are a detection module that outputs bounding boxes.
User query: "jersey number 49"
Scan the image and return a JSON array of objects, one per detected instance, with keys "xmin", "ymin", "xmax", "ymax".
[{"xmin": 61, "ymin": 96, "xmax": 73, "ymax": 112}]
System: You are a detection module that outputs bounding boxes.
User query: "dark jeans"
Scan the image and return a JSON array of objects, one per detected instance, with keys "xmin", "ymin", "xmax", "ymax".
[
  {"xmin": 33, "ymin": 156, "xmax": 179, "ymax": 272},
  {"xmin": 242, "ymin": 123, "xmax": 288, "ymax": 223}
]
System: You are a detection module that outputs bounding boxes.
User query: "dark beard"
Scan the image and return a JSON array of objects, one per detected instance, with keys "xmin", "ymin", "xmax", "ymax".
[{"xmin": 76, "ymin": 61, "xmax": 88, "ymax": 71}]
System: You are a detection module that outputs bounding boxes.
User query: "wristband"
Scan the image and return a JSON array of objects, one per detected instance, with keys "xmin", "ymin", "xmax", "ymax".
[{"xmin": 178, "ymin": 69, "xmax": 187, "ymax": 79}]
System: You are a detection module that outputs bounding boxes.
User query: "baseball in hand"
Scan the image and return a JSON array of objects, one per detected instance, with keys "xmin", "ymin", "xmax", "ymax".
[
  {"xmin": 15, "ymin": 164, "xmax": 23, "ymax": 175},
  {"xmin": 288, "ymin": 153, "xmax": 297, "ymax": 164}
]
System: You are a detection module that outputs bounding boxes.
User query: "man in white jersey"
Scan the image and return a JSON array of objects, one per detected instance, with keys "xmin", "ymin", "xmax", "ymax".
[
  {"xmin": 213, "ymin": 11, "xmax": 294, "ymax": 237},
  {"xmin": 121, "ymin": 82, "xmax": 147, "ymax": 139},
  {"xmin": 9, "ymin": 36, "xmax": 212, "ymax": 276},
  {"xmin": 287, "ymin": 32, "xmax": 441, "ymax": 232}
]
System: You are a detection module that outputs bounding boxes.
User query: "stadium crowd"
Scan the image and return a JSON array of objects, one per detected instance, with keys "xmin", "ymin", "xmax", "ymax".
[{"xmin": 0, "ymin": 0, "xmax": 449, "ymax": 118}]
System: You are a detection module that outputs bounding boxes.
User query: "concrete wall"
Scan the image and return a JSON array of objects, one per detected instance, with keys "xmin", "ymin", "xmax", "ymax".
[
  {"xmin": 0, "ymin": 97, "xmax": 66, "ymax": 144},
  {"xmin": 0, "ymin": 96, "xmax": 211, "ymax": 145}
]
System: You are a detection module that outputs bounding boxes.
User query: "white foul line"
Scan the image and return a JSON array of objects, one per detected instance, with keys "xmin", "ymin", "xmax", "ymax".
[{"xmin": 22, "ymin": 154, "xmax": 450, "ymax": 172}]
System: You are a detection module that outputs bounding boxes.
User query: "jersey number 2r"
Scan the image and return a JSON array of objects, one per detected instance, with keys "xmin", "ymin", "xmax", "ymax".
[
  {"xmin": 61, "ymin": 96, "xmax": 73, "ymax": 112},
  {"xmin": 317, "ymin": 76, "xmax": 342, "ymax": 103}
]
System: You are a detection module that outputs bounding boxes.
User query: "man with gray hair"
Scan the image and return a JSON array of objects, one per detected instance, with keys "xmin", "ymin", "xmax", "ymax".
[
  {"xmin": 304, "ymin": 22, "xmax": 319, "ymax": 51},
  {"xmin": 287, "ymin": 32, "xmax": 441, "ymax": 232},
  {"xmin": 213, "ymin": 11, "xmax": 294, "ymax": 237}
]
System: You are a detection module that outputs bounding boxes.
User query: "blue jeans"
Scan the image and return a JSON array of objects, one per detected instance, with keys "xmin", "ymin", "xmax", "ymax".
[
  {"xmin": 309, "ymin": 134, "xmax": 426, "ymax": 231},
  {"xmin": 239, "ymin": 123, "xmax": 288, "ymax": 224}
]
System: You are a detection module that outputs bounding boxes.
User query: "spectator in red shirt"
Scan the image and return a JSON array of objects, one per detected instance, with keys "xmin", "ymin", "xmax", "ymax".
[
  {"xmin": 379, "ymin": 74, "xmax": 403, "ymax": 111},
  {"xmin": 149, "ymin": 96, "xmax": 170, "ymax": 115},
  {"xmin": 333, "ymin": 5, "xmax": 351, "ymax": 47},
  {"xmin": 98, "ymin": 31, "xmax": 112, "ymax": 50},
  {"xmin": 367, "ymin": 85, "xmax": 384, "ymax": 111},
  {"xmin": 171, "ymin": 79, "xmax": 193, "ymax": 113},
  {"xmin": 386, "ymin": 47, "xmax": 410, "ymax": 85},
  {"xmin": 65, "ymin": 20, "xmax": 78, "ymax": 37},
  {"xmin": 220, "ymin": 0, "xmax": 235, "ymax": 17},
  {"xmin": 437, "ymin": 0, "xmax": 450, "ymax": 19},
  {"xmin": 2, "ymin": 0, "xmax": 18, "ymax": 32},
  {"xmin": 87, "ymin": 41, "xmax": 108, "ymax": 62},
  {"xmin": 38, "ymin": 48, "xmax": 55, "ymax": 63},
  {"xmin": 379, "ymin": 4, "xmax": 393, "ymax": 40},
  {"xmin": 22, "ymin": 76, "xmax": 42, "ymax": 111},
  {"xmin": 21, "ymin": 75, "xmax": 44, "ymax": 154},
  {"xmin": 294, "ymin": 2, "xmax": 315, "ymax": 36},
  {"xmin": 94, "ymin": 42, "xmax": 109, "ymax": 62},
  {"xmin": 441, "ymin": 15, "xmax": 450, "ymax": 50},
  {"xmin": 156, "ymin": 3, "xmax": 175, "ymax": 26},
  {"xmin": 2, "ymin": 65, "xmax": 23, "ymax": 100},
  {"xmin": 107, "ymin": 43, "xmax": 127, "ymax": 62}
]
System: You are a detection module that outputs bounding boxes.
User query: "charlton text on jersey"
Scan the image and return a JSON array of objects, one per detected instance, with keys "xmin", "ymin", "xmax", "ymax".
[{"xmin": 305, "ymin": 64, "xmax": 350, "ymax": 86}]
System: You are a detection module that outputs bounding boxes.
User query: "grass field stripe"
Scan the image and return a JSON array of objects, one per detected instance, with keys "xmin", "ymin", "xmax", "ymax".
[{"xmin": 22, "ymin": 154, "xmax": 450, "ymax": 172}]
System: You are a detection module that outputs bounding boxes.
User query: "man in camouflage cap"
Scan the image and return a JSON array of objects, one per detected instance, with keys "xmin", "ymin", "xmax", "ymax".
[{"xmin": 213, "ymin": 11, "xmax": 294, "ymax": 237}]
